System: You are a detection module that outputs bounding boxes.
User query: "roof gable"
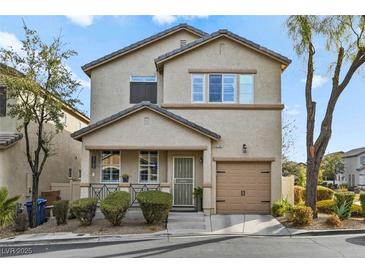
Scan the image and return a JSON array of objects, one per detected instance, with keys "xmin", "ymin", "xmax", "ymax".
[
  {"xmin": 343, "ymin": 147, "xmax": 365, "ymax": 158},
  {"xmin": 71, "ymin": 102, "xmax": 221, "ymax": 141},
  {"xmin": 82, "ymin": 24, "xmax": 207, "ymax": 75},
  {"xmin": 155, "ymin": 29, "xmax": 291, "ymax": 71}
]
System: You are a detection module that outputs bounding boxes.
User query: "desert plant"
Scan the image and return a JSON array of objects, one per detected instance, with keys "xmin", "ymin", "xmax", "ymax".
[
  {"xmin": 70, "ymin": 198, "xmax": 97, "ymax": 226},
  {"xmin": 293, "ymin": 205, "xmax": 313, "ymax": 226},
  {"xmin": 53, "ymin": 200, "xmax": 69, "ymax": 225},
  {"xmin": 0, "ymin": 187, "xmax": 20, "ymax": 228},
  {"xmin": 272, "ymin": 199, "xmax": 293, "ymax": 217},
  {"xmin": 294, "ymin": 186, "xmax": 305, "ymax": 204},
  {"xmin": 317, "ymin": 186, "xmax": 334, "ymax": 201},
  {"xmin": 351, "ymin": 204, "xmax": 363, "ymax": 217},
  {"xmin": 316, "ymin": 199, "xmax": 335, "ymax": 214},
  {"xmin": 326, "ymin": 214, "xmax": 342, "ymax": 227},
  {"xmin": 333, "ymin": 200, "xmax": 352, "ymax": 220},
  {"xmin": 100, "ymin": 191, "xmax": 130, "ymax": 226},
  {"xmin": 360, "ymin": 192, "xmax": 365, "ymax": 216},
  {"xmin": 334, "ymin": 192, "xmax": 355, "ymax": 208},
  {"xmin": 137, "ymin": 191, "xmax": 172, "ymax": 225}
]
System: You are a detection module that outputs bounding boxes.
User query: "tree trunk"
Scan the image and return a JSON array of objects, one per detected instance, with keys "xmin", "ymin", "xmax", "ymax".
[
  {"xmin": 305, "ymin": 156, "xmax": 320, "ymax": 217},
  {"xmin": 31, "ymin": 174, "xmax": 39, "ymax": 228}
]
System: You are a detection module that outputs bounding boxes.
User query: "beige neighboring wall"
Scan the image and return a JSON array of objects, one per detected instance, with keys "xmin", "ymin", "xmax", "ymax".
[{"xmin": 90, "ymin": 30, "xmax": 200, "ymax": 123}]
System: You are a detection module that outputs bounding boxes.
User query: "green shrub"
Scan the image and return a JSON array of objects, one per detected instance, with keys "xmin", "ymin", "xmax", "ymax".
[
  {"xmin": 137, "ymin": 191, "xmax": 172, "ymax": 225},
  {"xmin": 272, "ymin": 199, "xmax": 293, "ymax": 217},
  {"xmin": 316, "ymin": 199, "xmax": 335, "ymax": 214},
  {"xmin": 68, "ymin": 201, "xmax": 76, "ymax": 219},
  {"xmin": 334, "ymin": 192, "xmax": 355, "ymax": 208},
  {"xmin": 71, "ymin": 198, "xmax": 97, "ymax": 226},
  {"xmin": 293, "ymin": 205, "xmax": 313, "ymax": 226},
  {"xmin": 333, "ymin": 200, "xmax": 352, "ymax": 220},
  {"xmin": 294, "ymin": 186, "xmax": 305, "ymax": 204},
  {"xmin": 0, "ymin": 187, "xmax": 20, "ymax": 228},
  {"xmin": 100, "ymin": 191, "xmax": 130, "ymax": 226},
  {"xmin": 351, "ymin": 204, "xmax": 363, "ymax": 217},
  {"xmin": 317, "ymin": 186, "xmax": 334, "ymax": 201},
  {"xmin": 53, "ymin": 200, "xmax": 69, "ymax": 225},
  {"xmin": 360, "ymin": 192, "xmax": 365, "ymax": 216}
]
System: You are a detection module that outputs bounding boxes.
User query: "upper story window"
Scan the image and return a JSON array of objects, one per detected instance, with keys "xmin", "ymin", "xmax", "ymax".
[
  {"xmin": 101, "ymin": 151, "xmax": 120, "ymax": 183},
  {"xmin": 360, "ymin": 156, "xmax": 365, "ymax": 166},
  {"xmin": 130, "ymin": 76, "xmax": 157, "ymax": 104},
  {"xmin": 0, "ymin": 87, "xmax": 6, "ymax": 117},
  {"xmin": 191, "ymin": 74, "xmax": 205, "ymax": 103},
  {"xmin": 191, "ymin": 73, "xmax": 254, "ymax": 104}
]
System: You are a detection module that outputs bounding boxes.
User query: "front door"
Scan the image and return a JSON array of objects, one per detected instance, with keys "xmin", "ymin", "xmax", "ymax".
[{"xmin": 173, "ymin": 156, "xmax": 194, "ymax": 206}]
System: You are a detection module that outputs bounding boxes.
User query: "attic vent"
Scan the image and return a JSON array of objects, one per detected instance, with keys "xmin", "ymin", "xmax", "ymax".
[
  {"xmin": 219, "ymin": 43, "xmax": 225, "ymax": 55},
  {"xmin": 180, "ymin": 40, "xmax": 187, "ymax": 47}
]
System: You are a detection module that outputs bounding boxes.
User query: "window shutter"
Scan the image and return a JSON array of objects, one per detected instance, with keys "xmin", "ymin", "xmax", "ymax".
[{"xmin": 0, "ymin": 87, "xmax": 6, "ymax": 117}]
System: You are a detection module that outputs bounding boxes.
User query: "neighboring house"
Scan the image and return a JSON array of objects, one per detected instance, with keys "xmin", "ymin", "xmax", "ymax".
[
  {"xmin": 0, "ymin": 70, "xmax": 90, "ymax": 200},
  {"xmin": 343, "ymin": 147, "xmax": 365, "ymax": 188},
  {"xmin": 71, "ymin": 24, "xmax": 291, "ymax": 214}
]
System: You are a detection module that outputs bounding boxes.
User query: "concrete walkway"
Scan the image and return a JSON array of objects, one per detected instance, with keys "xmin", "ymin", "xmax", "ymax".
[{"xmin": 167, "ymin": 212, "xmax": 290, "ymax": 236}]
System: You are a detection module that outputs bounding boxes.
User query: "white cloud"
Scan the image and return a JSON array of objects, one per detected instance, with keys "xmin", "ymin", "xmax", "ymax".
[
  {"xmin": 0, "ymin": 31, "xmax": 22, "ymax": 53},
  {"xmin": 301, "ymin": 74, "xmax": 328, "ymax": 89},
  {"xmin": 285, "ymin": 104, "xmax": 300, "ymax": 116},
  {"xmin": 152, "ymin": 15, "xmax": 209, "ymax": 26},
  {"xmin": 66, "ymin": 15, "xmax": 95, "ymax": 27}
]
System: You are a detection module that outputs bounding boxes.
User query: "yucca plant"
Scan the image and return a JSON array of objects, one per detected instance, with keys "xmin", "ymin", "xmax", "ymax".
[
  {"xmin": 0, "ymin": 187, "xmax": 20, "ymax": 228},
  {"xmin": 333, "ymin": 199, "xmax": 352, "ymax": 220}
]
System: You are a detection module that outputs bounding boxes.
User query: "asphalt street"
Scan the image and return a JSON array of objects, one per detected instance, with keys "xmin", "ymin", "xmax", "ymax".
[{"xmin": 1, "ymin": 234, "xmax": 365, "ymax": 258}]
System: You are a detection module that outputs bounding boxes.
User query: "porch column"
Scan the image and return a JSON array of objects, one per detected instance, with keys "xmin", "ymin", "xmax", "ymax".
[
  {"xmin": 80, "ymin": 145, "xmax": 90, "ymax": 198},
  {"xmin": 202, "ymin": 144, "xmax": 213, "ymax": 215}
]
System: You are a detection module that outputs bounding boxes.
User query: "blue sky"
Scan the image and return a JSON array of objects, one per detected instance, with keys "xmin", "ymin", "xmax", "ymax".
[{"xmin": 0, "ymin": 15, "xmax": 364, "ymax": 162}]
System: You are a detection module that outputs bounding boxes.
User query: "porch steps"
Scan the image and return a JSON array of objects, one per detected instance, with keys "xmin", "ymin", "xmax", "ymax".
[
  {"xmin": 171, "ymin": 207, "xmax": 197, "ymax": 212},
  {"xmin": 167, "ymin": 212, "xmax": 211, "ymax": 234}
]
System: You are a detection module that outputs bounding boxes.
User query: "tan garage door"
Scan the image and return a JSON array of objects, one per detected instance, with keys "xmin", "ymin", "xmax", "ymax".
[{"xmin": 216, "ymin": 162, "xmax": 271, "ymax": 214}]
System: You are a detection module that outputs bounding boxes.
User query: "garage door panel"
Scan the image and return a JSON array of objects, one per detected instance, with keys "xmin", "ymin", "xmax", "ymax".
[{"xmin": 216, "ymin": 162, "xmax": 271, "ymax": 214}]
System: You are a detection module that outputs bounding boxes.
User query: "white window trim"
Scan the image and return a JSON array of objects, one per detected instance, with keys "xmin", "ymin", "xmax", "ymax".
[
  {"xmin": 239, "ymin": 74, "xmax": 255, "ymax": 104},
  {"xmin": 100, "ymin": 151, "xmax": 121, "ymax": 183},
  {"xmin": 130, "ymin": 76, "xmax": 157, "ymax": 82},
  {"xmin": 191, "ymin": 74, "xmax": 205, "ymax": 103},
  {"xmin": 208, "ymin": 74, "xmax": 237, "ymax": 104},
  {"xmin": 138, "ymin": 151, "xmax": 159, "ymax": 184}
]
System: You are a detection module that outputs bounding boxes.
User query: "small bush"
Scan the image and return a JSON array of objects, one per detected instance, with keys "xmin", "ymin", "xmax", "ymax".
[
  {"xmin": 53, "ymin": 200, "xmax": 69, "ymax": 225},
  {"xmin": 334, "ymin": 192, "xmax": 355, "ymax": 208},
  {"xmin": 333, "ymin": 200, "xmax": 352, "ymax": 220},
  {"xmin": 137, "ymin": 191, "xmax": 172, "ymax": 225},
  {"xmin": 68, "ymin": 201, "xmax": 76, "ymax": 219},
  {"xmin": 293, "ymin": 206, "xmax": 313, "ymax": 226},
  {"xmin": 317, "ymin": 186, "xmax": 334, "ymax": 201},
  {"xmin": 316, "ymin": 199, "xmax": 335, "ymax": 214},
  {"xmin": 360, "ymin": 192, "xmax": 365, "ymax": 216},
  {"xmin": 272, "ymin": 199, "xmax": 293, "ymax": 217},
  {"xmin": 326, "ymin": 214, "xmax": 342, "ymax": 227},
  {"xmin": 71, "ymin": 198, "xmax": 97, "ymax": 226},
  {"xmin": 351, "ymin": 204, "xmax": 363, "ymax": 217},
  {"xmin": 294, "ymin": 186, "xmax": 305, "ymax": 204},
  {"xmin": 100, "ymin": 191, "xmax": 130, "ymax": 226}
]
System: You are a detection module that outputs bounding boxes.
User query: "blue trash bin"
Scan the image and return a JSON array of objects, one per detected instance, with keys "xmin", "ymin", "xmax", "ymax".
[{"xmin": 25, "ymin": 198, "xmax": 47, "ymax": 226}]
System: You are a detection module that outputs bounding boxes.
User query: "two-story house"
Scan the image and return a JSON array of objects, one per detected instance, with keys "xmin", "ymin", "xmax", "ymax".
[
  {"xmin": 343, "ymin": 147, "xmax": 365, "ymax": 188},
  {"xmin": 71, "ymin": 24, "xmax": 291, "ymax": 214},
  {"xmin": 0, "ymin": 66, "xmax": 90, "ymax": 199}
]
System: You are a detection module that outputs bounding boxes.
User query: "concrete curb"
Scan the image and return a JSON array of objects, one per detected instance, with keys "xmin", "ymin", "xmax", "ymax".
[{"xmin": 290, "ymin": 228, "xmax": 365, "ymax": 237}]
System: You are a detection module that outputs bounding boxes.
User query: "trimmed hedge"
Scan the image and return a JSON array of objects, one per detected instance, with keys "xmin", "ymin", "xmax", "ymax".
[
  {"xmin": 272, "ymin": 199, "xmax": 293, "ymax": 217},
  {"xmin": 351, "ymin": 204, "xmax": 363, "ymax": 217},
  {"xmin": 316, "ymin": 199, "xmax": 335, "ymax": 214},
  {"xmin": 71, "ymin": 198, "xmax": 97, "ymax": 226},
  {"xmin": 137, "ymin": 191, "xmax": 172, "ymax": 225},
  {"xmin": 294, "ymin": 186, "xmax": 305, "ymax": 204},
  {"xmin": 100, "ymin": 191, "xmax": 130, "ymax": 226},
  {"xmin": 293, "ymin": 205, "xmax": 313, "ymax": 226},
  {"xmin": 53, "ymin": 200, "xmax": 69, "ymax": 225},
  {"xmin": 317, "ymin": 186, "xmax": 334, "ymax": 201},
  {"xmin": 360, "ymin": 192, "xmax": 365, "ymax": 216}
]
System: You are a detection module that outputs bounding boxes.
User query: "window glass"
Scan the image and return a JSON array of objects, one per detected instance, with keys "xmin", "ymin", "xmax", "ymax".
[
  {"xmin": 239, "ymin": 75, "xmax": 254, "ymax": 104},
  {"xmin": 192, "ymin": 74, "xmax": 204, "ymax": 102},
  {"xmin": 223, "ymin": 75, "xmax": 236, "ymax": 102},
  {"xmin": 209, "ymin": 75, "xmax": 222, "ymax": 102},
  {"xmin": 139, "ymin": 151, "xmax": 158, "ymax": 183},
  {"xmin": 361, "ymin": 156, "xmax": 365, "ymax": 165},
  {"xmin": 101, "ymin": 151, "xmax": 120, "ymax": 182}
]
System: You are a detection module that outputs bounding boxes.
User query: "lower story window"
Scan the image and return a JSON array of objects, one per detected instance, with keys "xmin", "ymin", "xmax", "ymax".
[
  {"xmin": 101, "ymin": 151, "xmax": 120, "ymax": 182},
  {"xmin": 139, "ymin": 151, "xmax": 159, "ymax": 183}
]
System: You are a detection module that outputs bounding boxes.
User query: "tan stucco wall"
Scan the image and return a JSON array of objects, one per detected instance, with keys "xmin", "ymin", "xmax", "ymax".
[
  {"xmin": 344, "ymin": 153, "xmax": 365, "ymax": 186},
  {"xmin": 89, "ymin": 30, "xmax": 200, "ymax": 122},
  {"xmin": 162, "ymin": 37, "xmax": 282, "ymax": 104}
]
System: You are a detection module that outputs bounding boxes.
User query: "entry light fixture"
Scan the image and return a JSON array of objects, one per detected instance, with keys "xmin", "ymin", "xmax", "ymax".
[{"xmin": 242, "ymin": 144, "xmax": 247, "ymax": 153}]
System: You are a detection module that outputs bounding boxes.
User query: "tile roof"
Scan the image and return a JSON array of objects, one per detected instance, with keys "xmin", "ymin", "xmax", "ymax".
[
  {"xmin": 343, "ymin": 147, "xmax": 365, "ymax": 158},
  {"xmin": 71, "ymin": 102, "xmax": 221, "ymax": 141},
  {"xmin": 82, "ymin": 24, "xmax": 207, "ymax": 74},
  {"xmin": 155, "ymin": 29, "xmax": 292, "ymax": 68},
  {"xmin": 0, "ymin": 132, "xmax": 23, "ymax": 149}
]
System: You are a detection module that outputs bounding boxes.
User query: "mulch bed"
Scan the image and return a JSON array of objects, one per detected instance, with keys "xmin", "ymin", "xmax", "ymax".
[
  {"xmin": 0, "ymin": 217, "xmax": 164, "ymax": 239},
  {"xmin": 277, "ymin": 213, "xmax": 365, "ymax": 230}
]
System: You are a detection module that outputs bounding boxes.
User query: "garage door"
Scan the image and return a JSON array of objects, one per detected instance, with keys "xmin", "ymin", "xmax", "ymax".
[{"xmin": 216, "ymin": 162, "xmax": 271, "ymax": 214}]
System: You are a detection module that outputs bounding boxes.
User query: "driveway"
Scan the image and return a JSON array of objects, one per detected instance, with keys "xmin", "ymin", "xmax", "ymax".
[{"xmin": 167, "ymin": 213, "xmax": 290, "ymax": 236}]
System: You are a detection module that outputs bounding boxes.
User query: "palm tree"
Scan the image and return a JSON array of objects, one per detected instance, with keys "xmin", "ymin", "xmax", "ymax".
[{"xmin": 0, "ymin": 187, "xmax": 20, "ymax": 228}]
